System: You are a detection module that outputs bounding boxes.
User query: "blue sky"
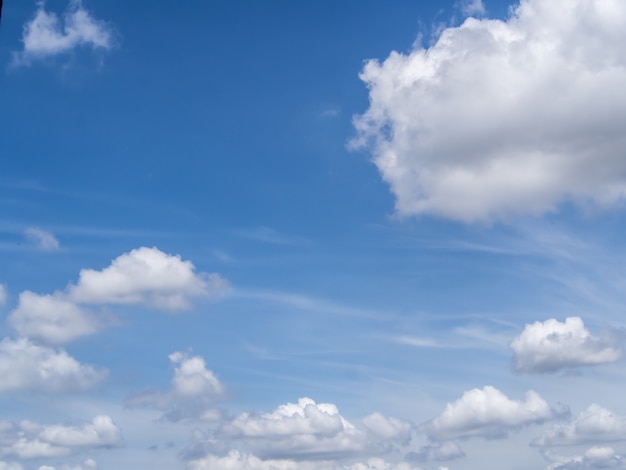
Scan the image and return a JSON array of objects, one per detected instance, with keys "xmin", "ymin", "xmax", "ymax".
[{"xmin": 2, "ymin": 0, "xmax": 626, "ymax": 469}]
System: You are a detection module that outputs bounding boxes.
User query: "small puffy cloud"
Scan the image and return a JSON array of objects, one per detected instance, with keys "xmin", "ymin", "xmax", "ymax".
[
  {"xmin": 422, "ymin": 386, "xmax": 558, "ymax": 440},
  {"xmin": 8, "ymin": 247, "xmax": 228, "ymax": 344},
  {"xmin": 69, "ymin": 247, "xmax": 228, "ymax": 310},
  {"xmin": 0, "ymin": 285, "xmax": 6, "ymax": 306},
  {"xmin": 533, "ymin": 404, "xmax": 626, "ymax": 447},
  {"xmin": 8, "ymin": 292, "xmax": 100, "ymax": 345},
  {"xmin": 0, "ymin": 416, "xmax": 122, "ymax": 459},
  {"xmin": 125, "ymin": 351, "xmax": 224, "ymax": 422},
  {"xmin": 0, "ymin": 337, "xmax": 106, "ymax": 393},
  {"xmin": 220, "ymin": 397, "xmax": 366, "ymax": 460},
  {"xmin": 14, "ymin": 0, "xmax": 114, "ymax": 66},
  {"xmin": 511, "ymin": 317, "xmax": 622, "ymax": 374},
  {"xmin": 352, "ymin": 0, "xmax": 626, "ymax": 222},
  {"xmin": 24, "ymin": 228, "xmax": 60, "ymax": 251},
  {"xmin": 547, "ymin": 447, "xmax": 626, "ymax": 469}
]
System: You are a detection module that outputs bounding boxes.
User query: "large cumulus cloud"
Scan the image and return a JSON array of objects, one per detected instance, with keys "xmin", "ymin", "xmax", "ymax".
[{"xmin": 353, "ymin": 0, "xmax": 626, "ymax": 222}]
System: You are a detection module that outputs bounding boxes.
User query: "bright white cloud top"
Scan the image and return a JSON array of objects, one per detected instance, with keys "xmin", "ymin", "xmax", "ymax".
[
  {"xmin": 353, "ymin": 0, "xmax": 626, "ymax": 222},
  {"xmin": 422, "ymin": 386, "xmax": 557, "ymax": 440},
  {"xmin": 8, "ymin": 247, "xmax": 229, "ymax": 344},
  {"xmin": 13, "ymin": 0, "xmax": 113, "ymax": 66},
  {"xmin": 126, "ymin": 351, "xmax": 225, "ymax": 422},
  {"xmin": 511, "ymin": 317, "xmax": 622, "ymax": 374}
]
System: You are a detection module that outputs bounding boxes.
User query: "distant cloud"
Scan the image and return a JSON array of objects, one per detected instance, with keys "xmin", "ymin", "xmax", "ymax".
[
  {"xmin": 0, "ymin": 415, "xmax": 122, "ymax": 459},
  {"xmin": 187, "ymin": 452, "xmax": 424, "ymax": 470},
  {"xmin": 8, "ymin": 247, "xmax": 229, "ymax": 344},
  {"xmin": 125, "ymin": 351, "xmax": 225, "ymax": 422},
  {"xmin": 511, "ymin": 317, "xmax": 622, "ymax": 374},
  {"xmin": 408, "ymin": 441, "xmax": 465, "ymax": 462},
  {"xmin": 458, "ymin": 0, "xmax": 485, "ymax": 16},
  {"xmin": 0, "ymin": 285, "xmax": 6, "ymax": 306},
  {"xmin": 13, "ymin": 0, "xmax": 114, "ymax": 66},
  {"xmin": 38, "ymin": 459, "xmax": 98, "ymax": 470},
  {"xmin": 24, "ymin": 227, "xmax": 59, "ymax": 251},
  {"xmin": 352, "ymin": 0, "xmax": 626, "ymax": 222},
  {"xmin": 422, "ymin": 386, "xmax": 561, "ymax": 441},
  {"xmin": 533, "ymin": 404, "xmax": 626, "ymax": 447},
  {"xmin": 546, "ymin": 446, "xmax": 626, "ymax": 470},
  {"xmin": 0, "ymin": 337, "xmax": 106, "ymax": 392}
]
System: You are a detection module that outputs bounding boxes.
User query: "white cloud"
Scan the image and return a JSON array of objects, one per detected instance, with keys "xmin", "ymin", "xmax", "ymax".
[
  {"xmin": 221, "ymin": 397, "xmax": 366, "ymax": 460},
  {"xmin": 14, "ymin": 0, "xmax": 113, "ymax": 66},
  {"xmin": 0, "ymin": 416, "xmax": 122, "ymax": 459},
  {"xmin": 24, "ymin": 228, "xmax": 60, "ymax": 251},
  {"xmin": 352, "ymin": 0, "xmax": 626, "ymax": 222},
  {"xmin": 547, "ymin": 447, "xmax": 626, "ymax": 469},
  {"xmin": 68, "ymin": 247, "xmax": 228, "ymax": 310},
  {"xmin": 38, "ymin": 461, "xmax": 97, "ymax": 470},
  {"xmin": 8, "ymin": 292, "xmax": 100, "ymax": 345},
  {"xmin": 422, "ymin": 386, "xmax": 557, "ymax": 440},
  {"xmin": 0, "ymin": 337, "xmax": 106, "ymax": 393},
  {"xmin": 458, "ymin": 0, "xmax": 485, "ymax": 16},
  {"xmin": 125, "ymin": 351, "xmax": 224, "ymax": 422},
  {"xmin": 8, "ymin": 247, "xmax": 228, "ymax": 344},
  {"xmin": 187, "ymin": 451, "xmax": 423, "ymax": 470},
  {"xmin": 0, "ymin": 285, "xmax": 6, "ymax": 306},
  {"xmin": 511, "ymin": 317, "xmax": 622, "ymax": 373},
  {"xmin": 533, "ymin": 404, "xmax": 626, "ymax": 447}
]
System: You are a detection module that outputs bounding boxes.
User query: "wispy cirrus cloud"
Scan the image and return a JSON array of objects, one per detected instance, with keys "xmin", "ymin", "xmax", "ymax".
[{"xmin": 24, "ymin": 227, "xmax": 60, "ymax": 251}]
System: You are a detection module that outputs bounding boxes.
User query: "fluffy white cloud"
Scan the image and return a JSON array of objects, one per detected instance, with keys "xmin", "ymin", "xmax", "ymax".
[
  {"xmin": 68, "ymin": 247, "xmax": 228, "ymax": 310},
  {"xmin": 8, "ymin": 247, "xmax": 228, "ymax": 344},
  {"xmin": 0, "ymin": 285, "xmax": 7, "ymax": 306},
  {"xmin": 511, "ymin": 317, "xmax": 622, "ymax": 373},
  {"xmin": 422, "ymin": 386, "xmax": 557, "ymax": 440},
  {"xmin": 125, "ymin": 351, "xmax": 224, "ymax": 422},
  {"xmin": 8, "ymin": 292, "xmax": 100, "ymax": 345},
  {"xmin": 352, "ymin": 0, "xmax": 626, "ymax": 222},
  {"xmin": 13, "ymin": 0, "xmax": 113, "ymax": 66},
  {"xmin": 547, "ymin": 447, "xmax": 626, "ymax": 469},
  {"xmin": 0, "ymin": 416, "xmax": 122, "ymax": 459},
  {"xmin": 533, "ymin": 404, "xmax": 626, "ymax": 447},
  {"xmin": 187, "ymin": 451, "xmax": 423, "ymax": 470},
  {"xmin": 221, "ymin": 397, "xmax": 366, "ymax": 460},
  {"xmin": 24, "ymin": 228, "xmax": 60, "ymax": 251},
  {"xmin": 0, "ymin": 337, "xmax": 105, "ymax": 392}
]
